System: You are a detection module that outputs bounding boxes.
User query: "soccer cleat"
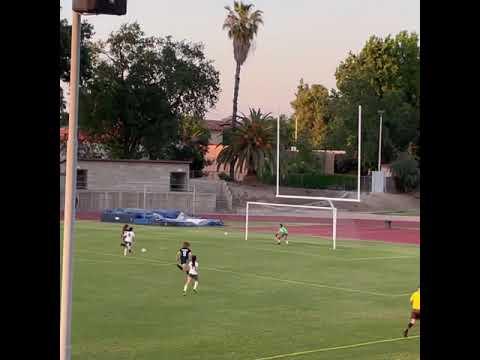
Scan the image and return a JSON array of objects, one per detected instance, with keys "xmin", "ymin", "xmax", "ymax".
[
  {"xmin": 403, "ymin": 329, "xmax": 408, "ymax": 337},
  {"xmin": 183, "ymin": 291, "xmax": 186, "ymax": 296},
  {"xmin": 193, "ymin": 289, "xmax": 197, "ymax": 294}
]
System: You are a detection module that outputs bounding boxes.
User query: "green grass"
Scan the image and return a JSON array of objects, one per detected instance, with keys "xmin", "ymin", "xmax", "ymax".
[{"xmin": 61, "ymin": 221, "xmax": 420, "ymax": 360}]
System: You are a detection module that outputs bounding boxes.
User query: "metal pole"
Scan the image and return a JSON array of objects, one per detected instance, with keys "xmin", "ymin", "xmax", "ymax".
[
  {"xmin": 378, "ymin": 112, "xmax": 383, "ymax": 171},
  {"xmin": 332, "ymin": 207, "xmax": 337, "ymax": 250},
  {"xmin": 60, "ymin": 11, "xmax": 81, "ymax": 360},
  {"xmin": 144, "ymin": 185, "xmax": 147, "ymax": 210},
  {"xmin": 245, "ymin": 202, "xmax": 249, "ymax": 240},
  {"xmin": 276, "ymin": 116, "xmax": 280, "ymax": 196},
  {"xmin": 276, "ymin": 194, "xmax": 360, "ymax": 203},
  {"xmin": 357, "ymin": 105, "xmax": 362, "ymax": 201},
  {"xmin": 247, "ymin": 201, "xmax": 333, "ymax": 211},
  {"xmin": 192, "ymin": 184, "xmax": 196, "ymax": 216}
]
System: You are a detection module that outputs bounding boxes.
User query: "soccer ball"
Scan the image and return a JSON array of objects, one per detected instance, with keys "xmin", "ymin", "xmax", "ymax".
[
  {"xmin": 224, "ymin": 232, "xmax": 228, "ymax": 236},
  {"xmin": 141, "ymin": 248, "xmax": 146, "ymax": 253}
]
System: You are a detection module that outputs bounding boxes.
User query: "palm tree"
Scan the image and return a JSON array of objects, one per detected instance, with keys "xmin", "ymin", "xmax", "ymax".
[
  {"xmin": 217, "ymin": 108, "xmax": 274, "ymax": 180},
  {"xmin": 223, "ymin": 1, "xmax": 264, "ymax": 179}
]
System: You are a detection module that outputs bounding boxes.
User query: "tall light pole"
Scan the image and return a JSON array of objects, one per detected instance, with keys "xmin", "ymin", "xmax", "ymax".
[
  {"xmin": 61, "ymin": 3, "xmax": 127, "ymax": 360},
  {"xmin": 377, "ymin": 110, "xmax": 384, "ymax": 171},
  {"xmin": 60, "ymin": 10, "xmax": 81, "ymax": 360}
]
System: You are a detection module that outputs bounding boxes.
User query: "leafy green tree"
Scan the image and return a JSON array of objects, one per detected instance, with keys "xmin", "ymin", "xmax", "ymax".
[
  {"xmin": 217, "ymin": 108, "xmax": 274, "ymax": 178},
  {"xmin": 223, "ymin": 1, "xmax": 264, "ymax": 179},
  {"xmin": 59, "ymin": 15, "xmax": 95, "ymax": 125},
  {"xmin": 277, "ymin": 114, "xmax": 295, "ymax": 149},
  {"xmin": 391, "ymin": 153, "xmax": 420, "ymax": 192},
  {"xmin": 79, "ymin": 23, "xmax": 220, "ymax": 159},
  {"xmin": 168, "ymin": 116, "xmax": 212, "ymax": 177},
  {"xmin": 325, "ymin": 31, "xmax": 420, "ymax": 170},
  {"xmin": 290, "ymin": 80, "xmax": 332, "ymax": 148}
]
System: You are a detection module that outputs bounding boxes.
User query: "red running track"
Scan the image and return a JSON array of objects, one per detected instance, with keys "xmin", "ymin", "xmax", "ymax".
[
  {"xmin": 62, "ymin": 211, "xmax": 419, "ymax": 245},
  {"xmin": 243, "ymin": 224, "xmax": 419, "ymax": 245}
]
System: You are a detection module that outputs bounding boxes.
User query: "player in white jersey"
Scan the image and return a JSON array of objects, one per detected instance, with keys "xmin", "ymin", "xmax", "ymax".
[
  {"xmin": 122, "ymin": 227, "xmax": 135, "ymax": 256},
  {"xmin": 183, "ymin": 255, "xmax": 199, "ymax": 295}
]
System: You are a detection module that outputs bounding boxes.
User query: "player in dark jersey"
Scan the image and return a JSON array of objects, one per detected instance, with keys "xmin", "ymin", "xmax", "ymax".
[
  {"xmin": 121, "ymin": 224, "xmax": 129, "ymax": 241},
  {"xmin": 176, "ymin": 241, "xmax": 192, "ymax": 272}
]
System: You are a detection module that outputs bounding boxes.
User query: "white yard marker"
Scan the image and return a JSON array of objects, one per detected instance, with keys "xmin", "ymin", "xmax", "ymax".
[{"xmin": 253, "ymin": 335, "xmax": 419, "ymax": 360}]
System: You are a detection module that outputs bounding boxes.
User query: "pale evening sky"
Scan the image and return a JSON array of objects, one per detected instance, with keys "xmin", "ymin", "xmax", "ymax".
[{"xmin": 61, "ymin": 0, "xmax": 420, "ymax": 120}]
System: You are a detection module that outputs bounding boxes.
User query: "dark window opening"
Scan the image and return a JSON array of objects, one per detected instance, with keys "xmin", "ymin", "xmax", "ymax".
[
  {"xmin": 77, "ymin": 169, "xmax": 88, "ymax": 190},
  {"xmin": 170, "ymin": 172, "xmax": 187, "ymax": 191}
]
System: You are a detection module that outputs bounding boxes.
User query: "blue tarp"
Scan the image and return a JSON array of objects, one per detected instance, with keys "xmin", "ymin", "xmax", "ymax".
[
  {"xmin": 100, "ymin": 208, "xmax": 224, "ymax": 227},
  {"xmin": 151, "ymin": 209, "xmax": 182, "ymax": 219}
]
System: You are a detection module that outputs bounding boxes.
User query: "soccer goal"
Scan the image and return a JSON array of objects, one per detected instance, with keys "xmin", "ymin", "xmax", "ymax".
[{"xmin": 245, "ymin": 201, "xmax": 338, "ymax": 249}]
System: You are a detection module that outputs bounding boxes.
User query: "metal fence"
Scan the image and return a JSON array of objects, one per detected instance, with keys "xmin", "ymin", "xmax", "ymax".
[
  {"xmin": 60, "ymin": 177, "xmax": 236, "ymax": 214},
  {"xmin": 61, "ymin": 190, "xmax": 217, "ymax": 214},
  {"xmin": 360, "ymin": 175, "xmax": 398, "ymax": 193}
]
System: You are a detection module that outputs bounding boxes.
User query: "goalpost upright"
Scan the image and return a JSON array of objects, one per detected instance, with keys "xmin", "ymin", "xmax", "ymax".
[
  {"xmin": 244, "ymin": 105, "xmax": 362, "ymax": 250},
  {"xmin": 245, "ymin": 201, "xmax": 338, "ymax": 250}
]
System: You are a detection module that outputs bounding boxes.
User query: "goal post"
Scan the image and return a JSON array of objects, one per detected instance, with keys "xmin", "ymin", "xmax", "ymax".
[{"xmin": 245, "ymin": 201, "xmax": 338, "ymax": 250}]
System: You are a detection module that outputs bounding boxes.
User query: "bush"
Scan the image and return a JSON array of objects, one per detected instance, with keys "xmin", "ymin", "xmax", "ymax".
[
  {"xmin": 334, "ymin": 156, "xmax": 357, "ymax": 174},
  {"xmin": 258, "ymin": 171, "xmax": 356, "ymax": 190},
  {"xmin": 390, "ymin": 157, "xmax": 420, "ymax": 193}
]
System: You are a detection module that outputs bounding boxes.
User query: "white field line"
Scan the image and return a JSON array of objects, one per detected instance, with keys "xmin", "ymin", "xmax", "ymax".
[
  {"xmin": 67, "ymin": 224, "xmax": 418, "ymax": 253},
  {"xmin": 201, "ymin": 266, "xmax": 408, "ymax": 298},
  {"xmin": 73, "ymin": 250, "xmax": 409, "ymax": 297},
  {"xmin": 301, "ymin": 235, "xmax": 420, "ymax": 248},
  {"xmin": 344, "ymin": 255, "xmax": 418, "ymax": 261},
  {"xmin": 252, "ymin": 335, "xmax": 420, "ymax": 360},
  {"xmin": 240, "ymin": 246, "xmax": 418, "ymax": 261},
  {"xmin": 241, "ymin": 232, "xmax": 419, "ymax": 250}
]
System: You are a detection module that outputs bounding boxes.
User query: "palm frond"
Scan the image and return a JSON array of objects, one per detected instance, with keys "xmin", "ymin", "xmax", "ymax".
[{"xmin": 216, "ymin": 108, "xmax": 274, "ymax": 176}]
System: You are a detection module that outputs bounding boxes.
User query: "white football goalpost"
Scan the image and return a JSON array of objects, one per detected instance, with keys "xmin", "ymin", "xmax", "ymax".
[
  {"xmin": 245, "ymin": 201, "xmax": 338, "ymax": 250},
  {"xmin": 244, "ymin": 105, "xmax": 363, "ymax": 250}
]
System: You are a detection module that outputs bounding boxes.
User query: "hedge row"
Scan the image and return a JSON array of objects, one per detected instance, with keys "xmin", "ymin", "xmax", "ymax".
[{"xmin": 259, "ymin": 172, "xmax": 357, "ymax": 190}]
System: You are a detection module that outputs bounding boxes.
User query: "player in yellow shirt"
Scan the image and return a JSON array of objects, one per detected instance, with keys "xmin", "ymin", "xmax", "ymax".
[{"xmin": 404, "ymin": 286, "xmax": 420, "ymax": 337}]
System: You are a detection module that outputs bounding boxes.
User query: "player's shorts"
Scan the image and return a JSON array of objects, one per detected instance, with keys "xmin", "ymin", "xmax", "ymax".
[
  {"xmin": 188, "ymin": 273, "xmax": 199, "ymax": 281},
  {"xmin": 410, "ymin": 310, "xmax": 420, "ymax": 320},
  {"xmin": 279, "ymin": 233, "xmax": 288, "ymax": 238}
]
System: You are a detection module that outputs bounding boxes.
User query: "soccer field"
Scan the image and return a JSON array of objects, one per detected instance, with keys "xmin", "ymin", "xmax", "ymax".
[{"xmin": 61, "ymin": 221, "xmax": 420, "ymax": 360}]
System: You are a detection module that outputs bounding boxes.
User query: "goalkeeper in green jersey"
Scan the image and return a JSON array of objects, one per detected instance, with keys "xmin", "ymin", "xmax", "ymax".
[{"xmin": 275, "ymin": 224, "xmax": 289, "ymax": 245}]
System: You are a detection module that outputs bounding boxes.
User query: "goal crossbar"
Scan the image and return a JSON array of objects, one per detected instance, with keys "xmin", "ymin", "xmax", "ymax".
[{"xmin": 245, "ymin": 201, "xmax": 338, "ymax": 249}]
